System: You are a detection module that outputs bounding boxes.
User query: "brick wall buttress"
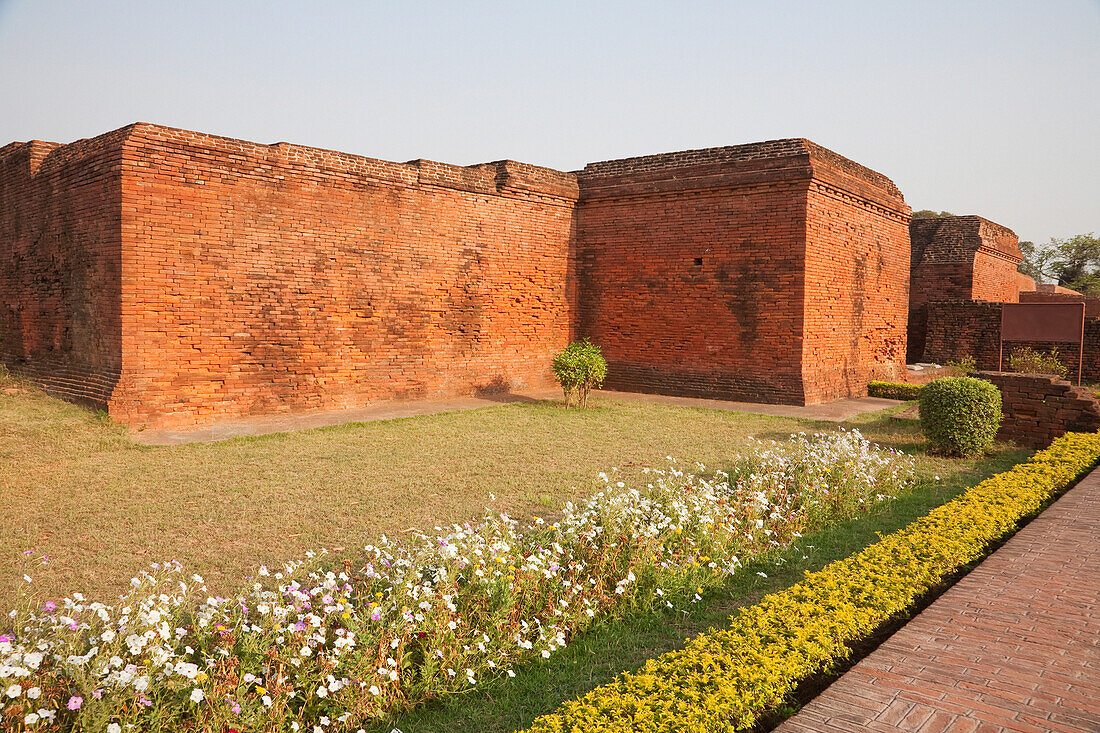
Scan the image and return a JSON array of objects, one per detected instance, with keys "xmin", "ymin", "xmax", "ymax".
[
  {"xmin": 0, "ymin": 131, "xmax": 127, "ymax": 405},
  {"xmin": 802, "ymin": 147, "xmax": 910, "ymax": 402}
]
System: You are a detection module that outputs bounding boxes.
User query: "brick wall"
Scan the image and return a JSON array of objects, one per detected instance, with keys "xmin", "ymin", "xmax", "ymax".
[
  {"xmin": 576, "ymin": 140, "xmax": 909, "ymax": 405},
  {"xmin": 972, "ymin": 371, "xmax": 1100, "ymax": 448},
  {"xmin": 907, "ymin": 216, "xmax": 1022, "ymax": 361},
  {"xmin": 106, "ymin": 124, "xmax": 579, "ymax": 428},
  {"xmin": 2, "ymin": 125, "xmax": 913, "ymax": 425},
  {"xmin": 576, "ymin": 148, "xmax": 810, "ymax": 403},
  {"xmin": 0, "ymin": 130, "xmax": 128, "ymax": 406},
  {"xmin": 925, "ymin": 300, "xmax": 1099, "ymax": 381},
  {"xmin": 802, "ymin": 154, "xmax": 909, "ymax": 401}
]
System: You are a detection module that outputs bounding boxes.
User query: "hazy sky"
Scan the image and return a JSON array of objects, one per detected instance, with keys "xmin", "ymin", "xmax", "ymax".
[{"xmin": 1, "ymin": 0, "xmax": 1096, "ymax": 244}]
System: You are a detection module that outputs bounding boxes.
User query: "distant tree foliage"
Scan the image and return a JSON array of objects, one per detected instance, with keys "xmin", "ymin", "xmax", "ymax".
[
  {"xmin": 910, "ymin": 210, "xmax": 956, "ymax": 219},
  {"xmin": 1018, "ymin": 233, "xmax": 1100, "ymax": 294}
]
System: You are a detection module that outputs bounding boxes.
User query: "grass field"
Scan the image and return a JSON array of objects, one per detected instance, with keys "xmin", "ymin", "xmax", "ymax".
[{"xmin": 0, "ymin": 374, "xmax": 1027, "ymax": 609}]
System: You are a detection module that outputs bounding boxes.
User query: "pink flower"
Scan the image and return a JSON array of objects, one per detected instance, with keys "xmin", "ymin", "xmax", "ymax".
[
  {"xmin": 67, "ymin": 696, "xmax": 82, "ymax": 710},
  {"xmin": 370, "ymin": 609, "xmax": 381, "ymax": 621}
]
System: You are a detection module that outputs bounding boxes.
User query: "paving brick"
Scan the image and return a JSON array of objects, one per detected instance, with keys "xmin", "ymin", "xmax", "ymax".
[{"xmin": 777, "ymin": 468, "xmax": 1100, "ymax": 733}]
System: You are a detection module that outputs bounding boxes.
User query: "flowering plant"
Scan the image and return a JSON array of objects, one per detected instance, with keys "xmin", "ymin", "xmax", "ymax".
[{"xmin": 1, "ymin": 430, "xmax": 911, "ymax": 731}]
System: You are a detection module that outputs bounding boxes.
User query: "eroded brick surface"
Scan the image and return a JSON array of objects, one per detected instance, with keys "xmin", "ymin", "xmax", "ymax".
[{"xmin": 777, "ymin": 469, "xmax": 1100, "ymax": 733}]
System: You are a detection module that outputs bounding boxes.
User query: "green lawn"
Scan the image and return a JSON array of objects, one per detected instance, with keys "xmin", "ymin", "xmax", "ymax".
[{"xmin": 0, "ymin": 375, "xmax": 1026, "ymax": 615}]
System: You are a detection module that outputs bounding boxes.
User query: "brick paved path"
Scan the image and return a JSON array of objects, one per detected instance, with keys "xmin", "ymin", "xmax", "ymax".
[{"xmin": 777, "ymin": 469, "xmax": 1100, "ymax": 732}]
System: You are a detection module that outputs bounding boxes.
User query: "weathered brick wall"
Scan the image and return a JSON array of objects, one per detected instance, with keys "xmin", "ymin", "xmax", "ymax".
[
  {"xmin": 107, "ymin": 124, "xmax": 579, "ymax": 428},
  {"xmin": 972, "ymin": 371, "xmax": 1100, "ymax": 448},
  {"xmin": 0, "ymin": 130, "xmax": 128, "ymax": 406},
  {"xmin": 3, "ymin": 124, "xmax": 915, "ymax": 424},
  {"xmin": 577, "ymin": 140, "xmax": 909, "ymax": 405},
  {"xmin": 576, "ymin": 145, "xmax": 810, "ymax": 403},
  {"xmin": 907, "ymin": 216, "xmax": 1022, "ymax": 361},
  {"xmin": 926, "ymin": 300, "xmax": 1099, "ymax": 381},
  {"xmin": 802, "ymin": 150, "xmax": 909, "ymax": 402}
]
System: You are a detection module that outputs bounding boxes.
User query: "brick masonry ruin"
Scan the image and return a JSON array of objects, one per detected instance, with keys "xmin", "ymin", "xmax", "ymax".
[
  {"xmin": 2, "ymin": 124, "xmax": 913, "ymax": 428},
  {"xmin": 907, "ymin": 215, "xmax": 1026, "ymax": 361},
  {"xmin": 973, "ymin": 371, "xmax": 1100, "ymax": 448}
]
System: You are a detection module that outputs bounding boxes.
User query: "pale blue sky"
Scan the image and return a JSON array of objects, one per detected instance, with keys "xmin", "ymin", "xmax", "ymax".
[{"xmin": 1, "ymin": 0, "xmax": 1096, "ymax": 244}]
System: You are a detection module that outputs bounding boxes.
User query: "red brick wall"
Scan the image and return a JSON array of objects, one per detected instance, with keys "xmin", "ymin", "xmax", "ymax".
[
  {"xmin": 576, "ymin": 153, "xmax": 810, "ymax": 403},
  {"xmin": 108, "ymin": 124, "xmax": 579, "ymax": 428},
  {"xmin": 907, "ymin": 216, "xmax": 1023, "ymax": 361},
  {"xmin": 802, "ymin": 163, "xmax": 909, "ymax": 402},
  {"xmin": 2, "ymin": 125, "xmax": 914, "ymax": 424},
  {"xmin": 971, "ymin": 249, "xmax": 1022, "ymax": 303},
  {"xmin": 0, "ymin": 131, "xmax": 128, "ymax": 405},
  {"xmin": 577, "ymin": 141, "xmax": 909, "ymax": 405},
  {"xmin": 972, "ymin": 371, "xmax": 1100, "ymax": 448},
  {"xmin": 925, "ymin": 299, "xmax": 1099, "ymax": 382}
]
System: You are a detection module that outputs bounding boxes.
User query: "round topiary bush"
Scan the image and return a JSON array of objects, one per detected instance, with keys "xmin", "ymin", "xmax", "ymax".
[{"xmin": 919, "ymin": 376, "xmax": 1003, "ymax": 457}]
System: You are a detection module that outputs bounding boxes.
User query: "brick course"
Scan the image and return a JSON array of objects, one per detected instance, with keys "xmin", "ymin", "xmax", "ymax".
[{"xmin": 2, "ymin": 125, "xmax": 911, "ymax": 427}]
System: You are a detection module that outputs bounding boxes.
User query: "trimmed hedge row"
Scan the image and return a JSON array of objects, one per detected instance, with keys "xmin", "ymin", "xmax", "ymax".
[
  {"xmin": 522, "ymin": 432, "xmax": 1100, "ymax": 733},
  {"xmin": 867, "ymin": 380, "xmax": 923, "ymax": 400}
]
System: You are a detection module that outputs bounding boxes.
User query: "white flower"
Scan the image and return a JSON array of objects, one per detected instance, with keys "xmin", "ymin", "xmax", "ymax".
[
  {"xmin": 24, "ymin": 712, "xmax": 39, "ymax": 725},
  {"xmin": 368, "ymin": 685, "xmax": 381, "ymax": 695},
  {"xmin": 190, "ymin": 688, "xmax": 204, "ymax": 703},
  {"xmin": 316, "ymin": 685, "xmax": 328, "ymax": 698},
  {"xmin": 6, "ymin": 684, "xmax": 21, "ymax": 698},
  {"xmin": 26, "ymin": 686, "xmax": 41, "ymax": 699},
  {"xmin": 108, "ymin": 725, "xmax": 122, "ymax": 733},
  {"xmin": 262, "ymin": 695, "xmax": 272, "ymax": 706}
]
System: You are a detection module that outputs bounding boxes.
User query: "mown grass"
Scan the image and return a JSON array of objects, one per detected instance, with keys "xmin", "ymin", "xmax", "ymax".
[
  {"xmin": 1, "ymin": 373, "xmax": 1021, "ymax": 614},
  {"xmin": 367, "ymin": 440, "xmax": 1028, "ymax": 733}
]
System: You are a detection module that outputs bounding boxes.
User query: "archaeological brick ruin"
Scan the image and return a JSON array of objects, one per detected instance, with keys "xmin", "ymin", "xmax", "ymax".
[{"xmin": 5, "ymin": 123, "xmax": 913, "ymax": 429}]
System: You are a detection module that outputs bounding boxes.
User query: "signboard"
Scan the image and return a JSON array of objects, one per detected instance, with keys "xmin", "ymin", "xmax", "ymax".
[{"xmin": 999, "ymin": 302, "xmax": 1085, "ymax": 384}]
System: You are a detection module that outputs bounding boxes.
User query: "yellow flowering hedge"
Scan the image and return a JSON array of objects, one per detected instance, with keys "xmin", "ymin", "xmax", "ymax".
[
  {"xmin": 522, "ymin": 432, "xmax": 1100, "ymax": 733},
  {"xmin": 867, "ymin": 381, "xmax": 923, "ymax": 400}
]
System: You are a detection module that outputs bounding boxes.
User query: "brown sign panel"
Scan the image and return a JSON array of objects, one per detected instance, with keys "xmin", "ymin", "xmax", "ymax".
[{"xmin": 1001, "ymin": 302, "xmax": 1084, "ymax": 343}]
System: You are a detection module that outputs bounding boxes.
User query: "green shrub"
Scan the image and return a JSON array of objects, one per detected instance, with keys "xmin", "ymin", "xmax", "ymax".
[
  {"xmin": 522, "ymin": 431, "xmax": 1100, "ymax": 733},
  {"xmin": 551, "ymin": 339, "xmax": 608, "ymax": 408},
  {"xmin": 867, "ymin": 381, "xmax": 923, "ymax": 400},
  {"xmin": 919, "ymin": 377, "xmax": 1002, "ymax": 456},
  {"xmin": 1008, "ymin": 346, "xmax": 1068, "ymax": 378}
]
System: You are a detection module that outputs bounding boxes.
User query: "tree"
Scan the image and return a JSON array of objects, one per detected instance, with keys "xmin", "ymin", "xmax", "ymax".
[
  {"xmin": 1017, "ymin": 233, "xmax": 1100, "ymax": 293},
  {"xmin": 911, "ymin": 210, "xmax": 956, "ymax": 219}
]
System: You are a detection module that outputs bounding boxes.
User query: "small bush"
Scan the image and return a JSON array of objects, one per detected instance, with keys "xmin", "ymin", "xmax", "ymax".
[
  {"xmin": 919, "ymin": 377, "xmax": 1002, "ymax": 456},
  {"xmin": 551, "ymin": 339, "xmax": 608, "ymax": 408},
  {"xmin": 867, "ymin": 381, "xmax": 923, "ymax": 400},
  {"xmin": 1008, "ymin": 346, "xmax": 1068, "ymax": 378},
  {"xmin": 946, "ymin": 354, "xmax": 976, "ymax": 374}
]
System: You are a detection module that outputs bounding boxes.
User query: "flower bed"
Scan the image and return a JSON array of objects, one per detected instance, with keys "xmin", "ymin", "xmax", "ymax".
[
  {"xmin": 521, "ymin": 431, "xmax": 1100, "ymax": 733},
  {"xmin": 0, "ymin": 431, "xmax": 912, "ymax": 732}
]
